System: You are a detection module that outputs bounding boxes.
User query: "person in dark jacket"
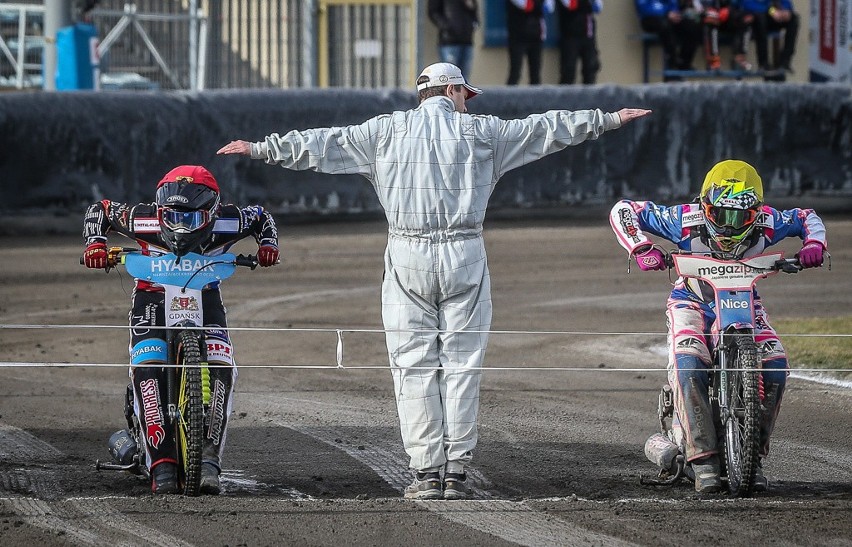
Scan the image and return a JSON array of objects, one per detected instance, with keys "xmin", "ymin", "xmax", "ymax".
[
  {"xmin": 428, "ymin": 0, "xmax": 479, "ymax": 78},
  {"xmin": 635, "ymin": 0, "xmax": 702, "ymax": 75},
  {"xmin": 741, "ymin": 0, "xmax": 799, "ymax": 74},
  {"xmin": 506, "ymin": 0, "xmax": 554, "ymax": 85},
  {"xmin": 556, "ymin": 0, "xmax": 602, "ymax": 85}
]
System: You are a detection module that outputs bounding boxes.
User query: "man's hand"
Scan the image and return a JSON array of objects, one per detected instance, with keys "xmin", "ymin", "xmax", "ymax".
[
  {"xmin": 257, "ymin": 245, "xmax": 279, "ymax": 267},
  {"xmin": 617, "ymin": 108, "xmax": 652, "ymax": 126},
  {"xmin": 216, "ymin": 140, "xmax": 252, "ymax": 156},
  {"xmin": 770, "ymin": 8, "xmax": 791, "ymax": 22},
  {"xmin": 83, "ymin": 242, "xmax": 108, "ymax": 269},
  {"xmin": 797, "ymin": 242, "xmax": 825, "ymax": 269}
]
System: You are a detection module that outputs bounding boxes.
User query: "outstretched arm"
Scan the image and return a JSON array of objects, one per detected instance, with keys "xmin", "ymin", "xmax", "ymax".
[
  {"xmin": 217, "ymin": 119, "xmax": 382, "ymax": 179},
  {"xmin": 493, "ymin": 108, "xmax": 652, "ymax": 180}
]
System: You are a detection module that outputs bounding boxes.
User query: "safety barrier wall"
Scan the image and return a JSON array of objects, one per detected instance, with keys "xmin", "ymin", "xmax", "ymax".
[{"xmin": 0, "ymin": 84, "xmax": 850, "ymax": 222}]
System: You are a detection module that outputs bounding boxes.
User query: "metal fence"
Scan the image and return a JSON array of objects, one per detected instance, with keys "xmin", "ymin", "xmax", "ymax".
[
  {"xmin": 0, "ymin": 0, "xmax": 416, "ymax": 91},
  {"xmin": 0, "ymin": 1, "xmax": 45, "ymax": 89}
]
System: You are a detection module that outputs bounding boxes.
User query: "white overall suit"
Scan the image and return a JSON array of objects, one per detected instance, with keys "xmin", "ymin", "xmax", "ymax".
[{"xmin": 250, "ymin": 96, "xmax": 622, "ymax": 472}]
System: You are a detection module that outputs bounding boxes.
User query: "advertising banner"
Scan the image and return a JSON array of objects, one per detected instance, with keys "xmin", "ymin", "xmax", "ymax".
[{"xmin": 810, "ymin": 0, "xmax": 852, "ymax": 82}]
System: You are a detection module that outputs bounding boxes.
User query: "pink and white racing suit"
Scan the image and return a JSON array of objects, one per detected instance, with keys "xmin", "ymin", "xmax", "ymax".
[{"xmin": 610, "ymin": 199, "xmax": 827, "ymax": 461}]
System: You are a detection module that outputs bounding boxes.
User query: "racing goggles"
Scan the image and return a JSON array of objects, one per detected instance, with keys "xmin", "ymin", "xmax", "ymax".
[
  {"xmin": 159, "ymin": 207, "xmax": 211, "ymax": 233},
  {"xmin": 702, "ymin": 202, "xmax": 758, "ymax": 231}
]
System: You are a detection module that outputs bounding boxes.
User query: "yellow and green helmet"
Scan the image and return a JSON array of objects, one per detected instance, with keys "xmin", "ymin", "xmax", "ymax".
[{"xmin": 699, "ymin": 160, "xmax": 764, "ymax": 254}]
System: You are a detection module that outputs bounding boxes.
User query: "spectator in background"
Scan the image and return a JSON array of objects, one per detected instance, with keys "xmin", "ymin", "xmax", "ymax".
[
  {"xmin": 506, "ymin": 0, "xmax": 555, "ymax": 85},
  {"xmin": 701, "ymin": 0, "xmax": 754, "ymax": 70},
  {"xmin": 428, "ymin": 0, "xmax": 479, "ymax": 78},
  {"xmin": 742, "ymin": 0, "xmax": 799, "ymax": 75},
  {"xmin": 635, "ymin": 1, "xmax": 702, "ymax": 79},
  {"xmin": 556, "ymin": 0, "xmax": 602, "ymax": 84}
]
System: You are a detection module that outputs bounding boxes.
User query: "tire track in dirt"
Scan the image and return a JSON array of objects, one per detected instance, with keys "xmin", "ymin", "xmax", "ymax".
[
  {"xmin": 0, "ymin": 423, "xmax": 193, "ymax": 546},
  {"xmin": 247, "ymin": 393, "xmax": 638, "ymax": 547}
]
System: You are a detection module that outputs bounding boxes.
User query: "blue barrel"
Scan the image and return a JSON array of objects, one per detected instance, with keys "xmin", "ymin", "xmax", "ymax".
[{"xmin": 55, "ymin": 23, "xmax": 99, "ymax": 90}]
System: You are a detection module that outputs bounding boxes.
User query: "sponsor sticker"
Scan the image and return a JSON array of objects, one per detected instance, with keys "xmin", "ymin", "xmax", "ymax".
[
  {"xmin": 133, "ymin": 218, "xmax": 161, "ymax": 233},
  {"xmin": 140, "ymin": 379, "xmax": 166, "ymax": 449},
  {"xmin": 130, "ymin": 340, "xmax": 168, "ymax": 364}
]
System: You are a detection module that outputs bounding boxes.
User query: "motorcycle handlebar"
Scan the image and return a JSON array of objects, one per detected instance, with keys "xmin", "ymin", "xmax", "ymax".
[
  {"xmin": 235, "ymin": 254, "xmax": 258, "ymax": 270},
  {"xmin": 659, "ymin": 248, "xmax": 803, "ymax": 274},
  {"xmin": 81, "ymin": 249, "xmax": 259, "ymax": 271}
]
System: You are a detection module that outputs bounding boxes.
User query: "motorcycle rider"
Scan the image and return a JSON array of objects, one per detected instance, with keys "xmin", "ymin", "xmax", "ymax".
[
  {"xmin": 82, "ymin": 165, "xmax": 279, "ymax": 494},
  {"xmin": 609, "ymin": 159, "xmax": 827, "ymax": 493}
]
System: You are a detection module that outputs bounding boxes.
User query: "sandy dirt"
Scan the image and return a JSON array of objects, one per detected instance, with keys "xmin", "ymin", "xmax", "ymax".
[{"xmin": 1, "ymin": 216, "xmax": 851, "ymax": 546}]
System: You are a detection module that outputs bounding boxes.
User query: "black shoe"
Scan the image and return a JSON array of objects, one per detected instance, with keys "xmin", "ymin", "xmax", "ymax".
[
  {"xmin": 443, "ymin": 473, "xmax": 469, "ymax": 500},
  {"xmin": 199, "ymin": 463, "xmax": 221, "ymax": 495},
  {"xmin": 151, "ymin": 462, "xmax": 179, "ymax": 494}
]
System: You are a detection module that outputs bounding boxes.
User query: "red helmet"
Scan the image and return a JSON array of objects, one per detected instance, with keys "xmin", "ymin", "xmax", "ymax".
[{"xmin": 155, "ymin": 165, "xmax": 221, "ymax": 257}]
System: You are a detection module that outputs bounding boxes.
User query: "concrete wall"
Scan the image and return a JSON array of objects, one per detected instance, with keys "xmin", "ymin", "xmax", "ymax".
[{"xmin": 0, "ymin": 84, "xmax": 849, "ymax": 222}]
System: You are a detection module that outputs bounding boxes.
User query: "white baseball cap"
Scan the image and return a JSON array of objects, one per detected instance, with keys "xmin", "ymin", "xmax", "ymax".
[{"xmin": 416, "ymin": 62, "xmax": 482, "ymax": 99}]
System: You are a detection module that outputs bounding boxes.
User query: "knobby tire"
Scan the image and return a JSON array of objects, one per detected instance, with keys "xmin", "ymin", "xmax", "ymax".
[
  {"xmin": 723, "ymin": 336, "xmax": 761, "ymax": 497},
  {"xmin": 176, "ymin": 330, "xmax": 205, "ymax": 497}
]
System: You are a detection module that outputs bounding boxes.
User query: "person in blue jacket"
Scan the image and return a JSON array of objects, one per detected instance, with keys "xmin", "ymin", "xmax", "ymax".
[{"xmin": 609, "ymin": 159, "xmax": 827, "ymax": 493}]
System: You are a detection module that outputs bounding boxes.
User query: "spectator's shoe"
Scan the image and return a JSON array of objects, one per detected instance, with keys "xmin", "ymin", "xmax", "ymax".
[
  {"xmin": 753, "ymin": 461, "xmax": 768, "ymax": 493},
  {"xmin": 151, "ymin": 462, "xmax": 179, "ymax": 494},
  {"xmin": 692, "ymin": 456, "xmax": 722, "ymax": 494},
  {"xmin": 443, "ymin": 473, "xmax": 469, "ymax": 500},
  {"xmin": 732, "ymin": 55, "xmax": 753, "ymax": 71},
  {"xmin": 706, "ymin": 55, "xmax": 721, "ymax": 70},
  {"xmin": 200, "ymin": 463, "xmax": 221, "ymax": 495},
  {"xmin": 403, "ymin": 472, "xmax": 442, "ymax": 500}
]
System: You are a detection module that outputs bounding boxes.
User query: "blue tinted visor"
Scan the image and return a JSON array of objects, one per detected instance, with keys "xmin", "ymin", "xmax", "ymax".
[{"xmin": 160, "ymin": 208, "xmax": 209, "ymax": 232}]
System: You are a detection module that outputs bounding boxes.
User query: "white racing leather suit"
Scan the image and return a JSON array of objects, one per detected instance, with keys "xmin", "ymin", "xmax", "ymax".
[
  {"xmin": 610, "ymin": 200, "xmax": 827, "ymax": 462},
  {"xmin": 252, "ymin": 96, "xmax": 621, "ymax": 471}
]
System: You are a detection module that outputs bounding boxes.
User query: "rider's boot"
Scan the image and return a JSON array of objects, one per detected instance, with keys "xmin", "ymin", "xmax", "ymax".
[
  {"xmin": 151, "ymin": 461, "xmax": 179, "ymax": 494},
  {"xmin": 691, "ymin": 455, "xmax": 721, "ymax": 494},
  {"xmin": 200, "ymin": 462, "xmax": 221, "ymax": 495},
  {"xmin": 200, "ymin": 439, "xmax": 223, "ymax": 495}
]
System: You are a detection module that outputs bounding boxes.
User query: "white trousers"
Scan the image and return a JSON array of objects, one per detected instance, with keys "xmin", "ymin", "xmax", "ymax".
[{"xmin": 382, "ymin": 233, "xmax": 492, "ymax": 472}]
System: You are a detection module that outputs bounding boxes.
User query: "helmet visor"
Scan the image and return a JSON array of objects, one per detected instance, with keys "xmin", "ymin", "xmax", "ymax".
[
  {"xmin": 159, "ymin": 208, "xmax": 210, "ymax": 233},
  {"xmin": 702, "ymin": 203, "xmax": 757, "ymax": 230}
]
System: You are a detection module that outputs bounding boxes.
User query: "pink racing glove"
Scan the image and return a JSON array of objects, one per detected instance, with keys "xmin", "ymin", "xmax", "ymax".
[
  {"xmin": 797, "ymin": 242, "xmax": 825, "ymax": 269},
  {"xmin": 634, "ymin": 247, "xmax": 667, "ymax": 271},
  {"xmin": 257, "ymin": 245, "xmax": 279, "ymax": 267}
]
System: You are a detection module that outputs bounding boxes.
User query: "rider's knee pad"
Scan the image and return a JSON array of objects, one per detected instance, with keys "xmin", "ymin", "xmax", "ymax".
[
  {"xmin": 672, "ymin": 334, "xmax": 711, "ymax": 362},
  {"xmin": 757, "ymin": 337, "xmax": 786, "ymax": 362}
]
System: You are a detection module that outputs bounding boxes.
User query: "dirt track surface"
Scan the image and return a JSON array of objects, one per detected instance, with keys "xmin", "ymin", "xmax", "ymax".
[{"xmin": 1, "ymin": 217, "xmax": 851, "ymax": 546}]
